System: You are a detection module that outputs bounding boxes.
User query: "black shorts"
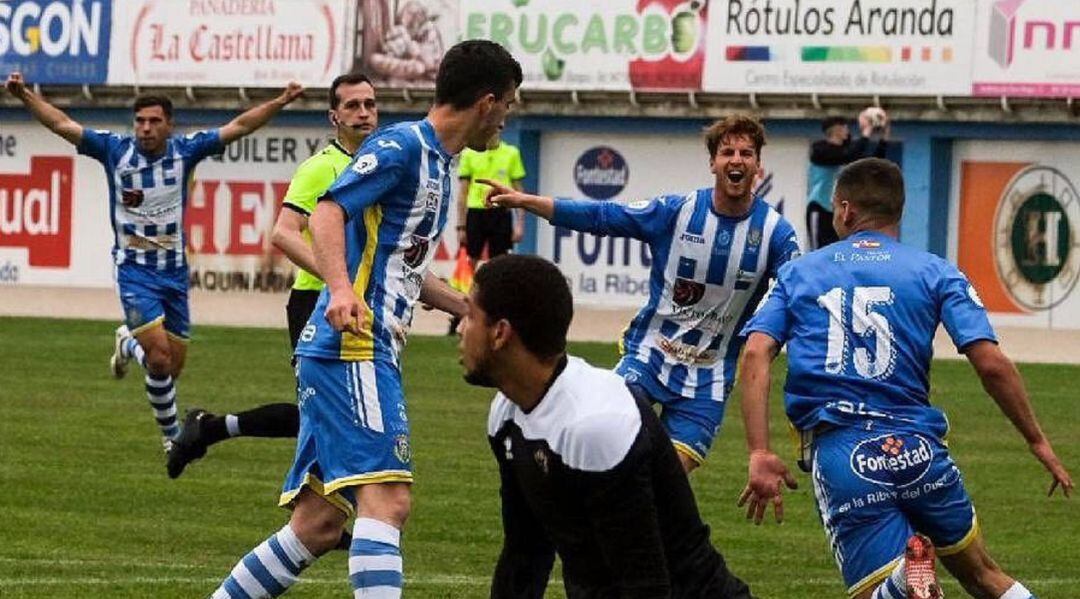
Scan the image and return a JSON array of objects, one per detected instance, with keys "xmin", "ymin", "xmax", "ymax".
[
  {"xmin": 464, "ymin": 207, "xmax": 513, "ymax": 260},
  {"xmin": 806, "ymin": 202, "xmax": 839, "ymax": 250},
  {"xmin": 286, "ymin": 288, "xmax": 321, "ymax": 351}
]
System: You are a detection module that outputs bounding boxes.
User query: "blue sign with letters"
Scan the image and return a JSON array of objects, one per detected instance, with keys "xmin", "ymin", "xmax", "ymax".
[{"xmin": 0, "ymin": 0, "xmax": 111, "ymax": 84}]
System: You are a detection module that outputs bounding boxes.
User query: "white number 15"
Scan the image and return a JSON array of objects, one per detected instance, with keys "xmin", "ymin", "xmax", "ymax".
[{"xmin": 816, "ymin": 286, "xmax": 896, "ymax": 379}]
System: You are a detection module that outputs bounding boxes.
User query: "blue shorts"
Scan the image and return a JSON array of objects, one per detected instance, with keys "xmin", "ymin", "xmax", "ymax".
[
  {"xmin": 621, "ymin": 368, "xmax": 724, "ymax": 465},
  {"xmin": 115, "ymin": 263, "xmax": 190, "ymax": 338},
  {"xmin": 810, "ymin": 424, "xmax": 979, "ymax": 597},
  {"xmin": 280, "ymin": 357, "xmax": 412, "ymax": 515}
]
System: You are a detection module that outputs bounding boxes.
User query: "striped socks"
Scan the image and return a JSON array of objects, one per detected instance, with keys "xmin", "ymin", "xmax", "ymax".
[
  {"xmin": 122, "ymin": 336, "xmax": 145, "ymax": 367},
  {"xmin": 145, "ymin": 373, "xmax": 179, "ymax": 440},
  {"xmin": 350, "ymin": 518, "xmax": 404, "ymax": 598},
  {"xmin": 871, "ymin": 559, "xmax": 905, "ymax": 599},
  {"xmin": 211, "ymin": 525, "xmax": 315, "ymax": 599}
]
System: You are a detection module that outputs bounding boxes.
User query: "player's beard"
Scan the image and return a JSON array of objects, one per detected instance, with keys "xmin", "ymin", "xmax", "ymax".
[{"xmin": 463, "ymin": 354, "xmax": 498, "ymax": 388}]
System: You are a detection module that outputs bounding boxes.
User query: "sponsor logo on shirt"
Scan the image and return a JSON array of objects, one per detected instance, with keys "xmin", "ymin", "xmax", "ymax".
[
  {"xmin": 853, "ymin": 239, "xmax": 882, "ymax": 249},
  {"xmin": 658, "ymin": 337, "xmax": 717, "ymax": 365},
  {"xmin": 121, "ymin": 189, "xmax": 145, "ymax": 208},
  {"xmin": 850, "ymin": 433, "xmax": 934, "ymax": 489},
  {"xmin": 403, "ymin": 235, "xmax": 429, "ymax": 269},
  {"xmin": 672, "ymin": 277, "xmax": 705, "ymax": 306}
]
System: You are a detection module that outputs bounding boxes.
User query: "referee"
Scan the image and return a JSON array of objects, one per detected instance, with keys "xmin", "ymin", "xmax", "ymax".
[
  {"xmin": 457, "ymin": 255, "xmax": 754, "ymax": 598},
  {"xmin": 456, "ymin": 133, "xmax": 526, "ymax": 263}
]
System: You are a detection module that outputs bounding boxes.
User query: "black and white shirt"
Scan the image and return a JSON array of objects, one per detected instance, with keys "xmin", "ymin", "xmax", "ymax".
[{"xmin": 487, "ymin": 356, "xmax": 752, "ymax": 598}]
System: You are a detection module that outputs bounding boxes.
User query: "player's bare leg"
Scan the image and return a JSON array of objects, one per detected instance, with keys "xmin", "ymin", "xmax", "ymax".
[
  {"xmin": 289, "ymin": 489, "xmax": 350, "ymax": 555},
  {"xmin": 676, "ymin": 451, "xmax": 700, "ymax": 474},
  {"xmin": 166, "ymin": 333, "xmax": 187, "ymax": 378},
  {"xmin": 939, "ymin": 533, "xmax": 1023, "ymax": 599}
]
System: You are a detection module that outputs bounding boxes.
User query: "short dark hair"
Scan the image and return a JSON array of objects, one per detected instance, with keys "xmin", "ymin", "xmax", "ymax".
[
  {"xmin": 835, "ymin": 158, "xmax": 905, "ymax": 224},
  {"xmin": 435, "ymin": 40, "xmax": 523, "ymax": 110},
  {"xmin": 473, "ymin": 255, "xmax": 572, "ymax": 360},
  {"xmin": 133, "ymin": 94, "xmax": 173, "ymax": 119},
  {"xmin": 821, "ymin": 116, "xmax": 848, "ymax": 133},
  {"xmin": 329, "ymin": 71, "xmax": 373, "ymax": 109},
  {"xmin": 704, "ymin": 114, "xmax": 766, "ymax": 158}
]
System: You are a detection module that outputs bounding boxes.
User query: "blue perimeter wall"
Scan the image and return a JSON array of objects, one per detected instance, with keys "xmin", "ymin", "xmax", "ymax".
[{"xmin": 6, "ymin": 106, "xmax": 1080, "ymax": 259}]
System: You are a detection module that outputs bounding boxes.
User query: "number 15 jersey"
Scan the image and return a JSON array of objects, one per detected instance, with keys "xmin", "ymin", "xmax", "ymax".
[{"xmin": 742, "ymin": 231, "xmax": 996, "ymax": 438}]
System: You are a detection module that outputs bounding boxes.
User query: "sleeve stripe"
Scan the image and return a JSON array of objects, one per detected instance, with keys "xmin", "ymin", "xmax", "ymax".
[{"xmin": 282, "ymin": 203, "xmax": 310, "ymax": 217}]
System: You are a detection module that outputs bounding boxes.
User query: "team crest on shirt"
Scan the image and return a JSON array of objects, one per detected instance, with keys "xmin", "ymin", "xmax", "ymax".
[
  {"xmin": 121, "ymin": 189, "xmax": 144, "ymax": 208},
  {"xmin": 393, "ymin": 434, "xmax": 411, "ymax": 464},
  {"xmin": 672, "ymin": 277, "xmax": 705, "ymax": 307},
  {"xmin": 403, "ymin": 236, "xmax": 430, "ymax": 268},
  {"xmin": 534, "ymin": 448, "xmax": 550, "ymax": 475},
  {"xmin": 748, "ymin": 228, "xmax": 762, "ymax": 248},
  {"xmin": 353, "ymin": 154, "xmax": 378, "ymax": 175}
]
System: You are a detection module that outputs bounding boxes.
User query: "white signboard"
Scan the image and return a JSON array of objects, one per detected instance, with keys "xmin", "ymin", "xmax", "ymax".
[
  {"xmin": 1, "ymin": 122, "xmax": 113, "ymax": 287},
  {"xmin": 537, "ymin": 131, "xmax": 809, "ymax": 307},
  {"xmin": 703, "ymin": 0, "xmax": 975, "ymax": 95},
  {"xmin": 461, "ymin": 0, "xmax": 710, "ymax": 91},
  {"xmin": 971, "ymin": 0, "xmax": 1080, "ymax": 97},
  {"xmin": 951, "ymin": 140, "xmax": 1080, "ymax": 330},
  {"xmin": 108, "ymin": 0, "xmax": 353, "ymax": 87}
]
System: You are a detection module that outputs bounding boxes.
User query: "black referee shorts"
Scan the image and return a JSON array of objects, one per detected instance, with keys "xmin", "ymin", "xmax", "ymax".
[
  {"xmin": 464, "ymin": 207, "xmax": 513, "ymax": 260},
  {"xmin": 286, "ymin": 288, "xmax": 321, "ymax": 351}
]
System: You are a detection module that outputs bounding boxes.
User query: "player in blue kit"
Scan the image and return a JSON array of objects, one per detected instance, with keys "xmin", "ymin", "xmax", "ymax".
[
  {"xmin": 737, "ymin": 158, "xmax": 1073, "ymax": 599},
  {"xmin": 485, "ymin": 114, "xmax": 801, "ymax": 472},
  {"xmin": 208, "ymin": 40, "xmax": 522, "ymax": 599},
  {"xmin": 5, "ymin": 71, "xmax": 303, "ymax": 459}
]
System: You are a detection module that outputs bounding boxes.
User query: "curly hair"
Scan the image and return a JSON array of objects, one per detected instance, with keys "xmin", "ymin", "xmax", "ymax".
[{"xmin": 704, "ymin": 114, "xmax": 766, "ymax": 158}]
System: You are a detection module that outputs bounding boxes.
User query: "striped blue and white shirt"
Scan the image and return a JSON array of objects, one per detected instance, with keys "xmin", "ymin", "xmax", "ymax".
[
  {"xmin": 552, "ymin": 189, "xmax": 801, "ymax": 403},
  {"xmin": 295, "ymin": 119, "xmax": 456, "ymax": 365},
  {"xmin": 78, "ymin": 128, "xmax": 224, "ymax": 270}
]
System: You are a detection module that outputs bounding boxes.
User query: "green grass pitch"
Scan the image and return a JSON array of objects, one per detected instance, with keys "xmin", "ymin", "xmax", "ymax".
[{"xmin": 0, "ymin": 317, "xmax": 1076, "ymax": 598}]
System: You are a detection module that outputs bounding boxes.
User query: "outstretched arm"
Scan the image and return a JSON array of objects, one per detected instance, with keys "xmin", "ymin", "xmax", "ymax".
[
  {"xmin": 483, "ymin": 178, "xmax": 672, "ymax": 241},
  {"xmin": 218, "ymin": 82, "xmax": 304, "ymax": 144},
  {"xmin": 482, "ymin": 178, "xmax": 555, "ymax": 220},
  {"xmin": 965, "ymin": 340, "xmax": 1073, "ymax": 497},
  {"xmin": 5, "ymin": 72, "xmax": 83, "ymax": 145},
  {"xmin": 737, "ymin": 333, "xmax": 799, "ymax": 524}
]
